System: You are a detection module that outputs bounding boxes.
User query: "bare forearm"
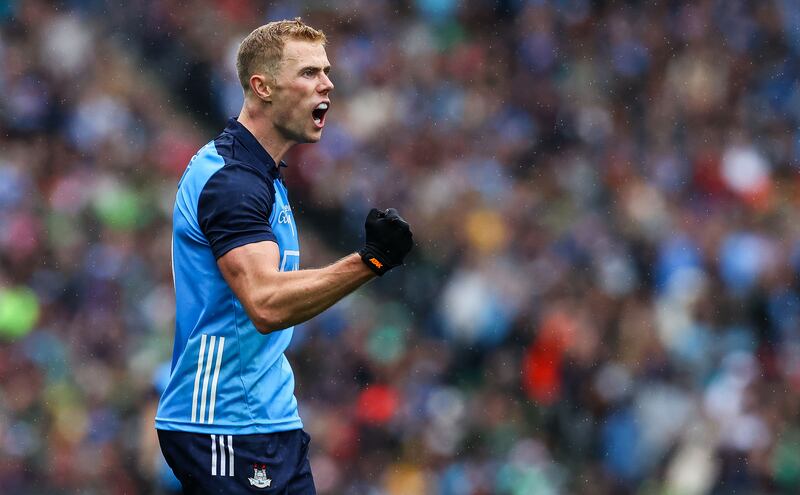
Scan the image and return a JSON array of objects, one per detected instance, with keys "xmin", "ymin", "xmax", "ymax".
[
  {"xmin": 255, "ymin": 253, "xmax": 374, "ymax": 331},
  {"xmin": 218, "ymin": 227, "xmax": 409, "ymax": 334}
]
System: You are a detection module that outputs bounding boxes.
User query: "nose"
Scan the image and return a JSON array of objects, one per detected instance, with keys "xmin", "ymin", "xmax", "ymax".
[{"xmin": 318, "ymin": 73, "xmax": 334, "ymax": 94}]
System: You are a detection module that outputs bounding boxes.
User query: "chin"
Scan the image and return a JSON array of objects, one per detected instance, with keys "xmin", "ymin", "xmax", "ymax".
[{"xmin": 304, "ymin": 131, "xmax": 323, "ymax": 143}]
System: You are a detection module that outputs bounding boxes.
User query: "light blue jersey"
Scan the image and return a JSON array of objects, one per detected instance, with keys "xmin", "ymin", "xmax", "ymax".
[{"xmin": 156, "ymin": 119, "xmax": 302, "ymax": 435}]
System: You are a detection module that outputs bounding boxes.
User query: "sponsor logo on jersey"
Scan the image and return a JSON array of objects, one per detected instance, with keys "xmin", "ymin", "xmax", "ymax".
[{"xmin": 277, "ymin": 204, "xmax": 295, "ymax": 237}]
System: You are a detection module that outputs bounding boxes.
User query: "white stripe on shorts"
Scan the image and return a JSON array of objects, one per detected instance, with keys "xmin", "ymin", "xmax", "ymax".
[
  {"xmin": 219, "ymin": 434, "xmax": 226, "ymax": 476},
  {"xmin": 227, "ymin": 435, "xmax": 234, "ymax": 476},
  {"xmin": 210, "ymin": 434, "xmax": 217, "ymax": 476}
]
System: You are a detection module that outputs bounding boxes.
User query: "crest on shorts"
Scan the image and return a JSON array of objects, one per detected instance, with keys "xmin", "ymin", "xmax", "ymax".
[{"xmin": 248, "ymin": 464, "xmax": 272, "ymax": 489}]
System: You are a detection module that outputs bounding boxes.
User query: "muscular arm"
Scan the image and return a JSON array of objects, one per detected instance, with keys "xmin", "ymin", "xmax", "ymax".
[{"xmin": 218, "ymin": 241, "xmax": 375, "ymax": 333}]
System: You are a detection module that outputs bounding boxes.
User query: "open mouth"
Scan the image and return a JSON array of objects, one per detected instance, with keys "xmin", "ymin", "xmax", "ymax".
[{"xmin": 312, "ymin": 102, "xmax": 329, "ymax": 128}]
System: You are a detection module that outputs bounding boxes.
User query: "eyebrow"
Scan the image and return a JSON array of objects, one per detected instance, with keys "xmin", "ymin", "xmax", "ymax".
[{"xmin": 299, "ymin": 65, "xmax": 331, "ymax": 74}]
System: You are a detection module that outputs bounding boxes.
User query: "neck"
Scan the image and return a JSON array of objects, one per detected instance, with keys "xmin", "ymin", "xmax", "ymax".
[{"xmin": 237, "ymin": 101, "xmax": 295, "ymax": 166}]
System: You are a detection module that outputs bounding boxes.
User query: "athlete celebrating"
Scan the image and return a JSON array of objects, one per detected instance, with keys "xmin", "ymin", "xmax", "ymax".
[{"xmin": 155, "ymin": 19, "xmax": 413, "ymax": 494}]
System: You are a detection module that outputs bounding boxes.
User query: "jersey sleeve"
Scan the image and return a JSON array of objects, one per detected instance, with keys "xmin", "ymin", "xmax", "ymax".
[{"xmin": 197, "ymin": 164, "xmax": 277, "ymax": 259}]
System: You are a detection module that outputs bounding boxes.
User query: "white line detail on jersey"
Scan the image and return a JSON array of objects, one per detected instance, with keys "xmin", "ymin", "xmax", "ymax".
[
  {"xmin": 208, "ymin": 336, "xmax": 225, "ymax": 424},
  {"xmin": 219, "ymin": 434, "xmax": 227, "ymax": 476},
  {"xmin": 211, "ymin": 434, "xmax": 217, "ymax": 476},
  {"xmin": 227, "ymin": 435, "xmax": 234, "ymax": 476},
  {"xmin": 280, "ymin": 250, "xmax": 300, "ymax": 272},
  {"xmin": 192, "ymin": 334, "xmax": 207, "ymax": 423},
  {"xmin": 170, "ymin": 235, "xmax": 176, "ymax": 292},
  {"xmin": 199, "ymin": 336, "xmax": 216, "ymax": 423}
]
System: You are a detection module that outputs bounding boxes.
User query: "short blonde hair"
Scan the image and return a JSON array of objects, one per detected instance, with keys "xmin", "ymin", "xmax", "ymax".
[{"xmin": 236, "ymin": 18, "xmax": 327, "ymax": 93}]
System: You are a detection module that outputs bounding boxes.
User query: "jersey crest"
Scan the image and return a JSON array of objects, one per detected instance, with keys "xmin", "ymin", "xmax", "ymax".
[{"xmin": 248, "ymin": 464, "xmax": 272, "ymax": 488}]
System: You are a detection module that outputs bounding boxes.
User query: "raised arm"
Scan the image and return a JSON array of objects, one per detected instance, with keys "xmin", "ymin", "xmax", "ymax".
[
  {"xmin": 218, "ymin": 208, "xmax": 412, "ymax": 334},
  {"xmin": 219, "ymin": 244, "xmax": 372, "ymax": 333}
]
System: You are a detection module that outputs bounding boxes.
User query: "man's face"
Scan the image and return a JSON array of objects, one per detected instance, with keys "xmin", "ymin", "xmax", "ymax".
[{"xmin": 269, "ymin": 40, "xmax": 333, "ymax": 144}]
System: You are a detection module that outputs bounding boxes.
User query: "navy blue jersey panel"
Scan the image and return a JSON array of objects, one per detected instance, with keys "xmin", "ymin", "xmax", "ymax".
[{"xmin": 197, "ymin": 161, "xmax": 277, "ymax": 260}]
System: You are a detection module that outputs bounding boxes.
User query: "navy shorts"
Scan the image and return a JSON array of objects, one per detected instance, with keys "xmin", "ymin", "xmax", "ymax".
[{"xmin": 157, "ymin": 429, "xmax": 315, "ymax": 494}]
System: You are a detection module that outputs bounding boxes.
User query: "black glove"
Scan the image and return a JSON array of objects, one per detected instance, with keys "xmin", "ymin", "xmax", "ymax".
[{"xmin": 359, "ymin": 208, "xmax": 413, "ymax": 276}]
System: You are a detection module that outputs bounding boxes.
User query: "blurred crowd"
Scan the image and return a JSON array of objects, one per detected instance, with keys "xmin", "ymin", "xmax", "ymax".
[{"xmin": 3, "ymin": 0, "xmax": 800, "ymax": 493}]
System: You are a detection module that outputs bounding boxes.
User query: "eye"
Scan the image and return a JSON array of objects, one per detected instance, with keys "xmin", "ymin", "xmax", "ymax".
[{"xmin": 302, "ymin": 69, "xmax": 316, "ymax": 77}]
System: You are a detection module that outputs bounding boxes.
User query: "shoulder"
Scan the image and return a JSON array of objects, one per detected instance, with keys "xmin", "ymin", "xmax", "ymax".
[
  {"xmin": 196, "ymin": 158, "xmax": 276, "ymax": 233},
  {"xmin": 181, "ymin": 134, "xmax": 272, "ymax": 199},
  {"xmin": 195, "ymin": 157, "xmax": 279, "ymax": 259},
  {"xmin": 199, "ymin": 160, "xmax": 273, "ymax": 204},
  {"xmin": 178, "ymin": 141, "xmax": 225, "ymax": 191}
]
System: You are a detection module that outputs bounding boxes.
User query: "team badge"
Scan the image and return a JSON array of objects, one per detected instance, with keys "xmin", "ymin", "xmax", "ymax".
[{"xmin": 248, "ymin": 464, "xmax": 272, "ymax": 488}]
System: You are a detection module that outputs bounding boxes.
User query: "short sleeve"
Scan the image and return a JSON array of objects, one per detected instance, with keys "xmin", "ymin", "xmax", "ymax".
[{"xmin": 197, "ymin": 164, "xmax": 277, "ymax": 259}]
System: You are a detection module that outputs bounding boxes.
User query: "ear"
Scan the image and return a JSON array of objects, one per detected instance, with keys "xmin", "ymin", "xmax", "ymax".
[{"xmin": 249, "ymin": 74, "xmax": 272, "ymax": 103}]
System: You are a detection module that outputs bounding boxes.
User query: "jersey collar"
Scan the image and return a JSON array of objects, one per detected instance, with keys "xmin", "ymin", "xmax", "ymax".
[{"xmin": 224, "ymin": 118, "xmax": 288, "ymax": 179}]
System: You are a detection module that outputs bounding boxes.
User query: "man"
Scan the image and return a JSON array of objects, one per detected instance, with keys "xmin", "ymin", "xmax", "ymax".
[{"xmin": 155, "ymin": 19, "xmax": 413, "ymax": 494}]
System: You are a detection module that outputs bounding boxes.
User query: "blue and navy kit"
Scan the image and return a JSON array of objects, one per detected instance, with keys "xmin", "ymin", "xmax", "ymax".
[{"xmin": 156, "ymin": 118, "xmax": 302, "ymax": 435}]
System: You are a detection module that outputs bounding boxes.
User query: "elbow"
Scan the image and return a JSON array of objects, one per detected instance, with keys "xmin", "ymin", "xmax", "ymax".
[
  {"xmin": 246, "ymin": 287, "xmax": 292, "ymax": 334},
  {"xmin": 251, "ymin": 307, "xmax": 290, "ymax": 334}
]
